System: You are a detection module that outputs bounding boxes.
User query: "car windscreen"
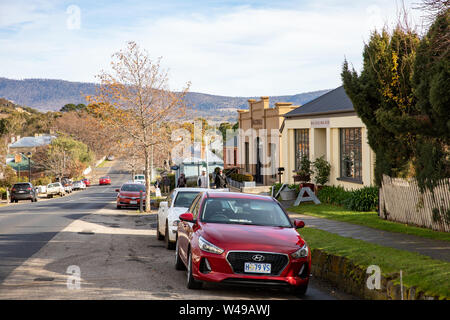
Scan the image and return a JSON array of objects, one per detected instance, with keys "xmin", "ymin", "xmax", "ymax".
[
  {"xmin": 100, "ymin": 177, "xmax": 109, "ymax": 179},
  {"xmin": 201, "ymin": 198, "xmax": 292, "ymax": 228},
  {"xmin": 121, "ymin": 184, "xmax": 146, "ymax": 192},
  {"xmin": 48, "ymin": 183, "xmax": 58, "ymax": 188},
  {"xmin": 173, "ymin": 191, "xmax": 200, "ymax": 208}
]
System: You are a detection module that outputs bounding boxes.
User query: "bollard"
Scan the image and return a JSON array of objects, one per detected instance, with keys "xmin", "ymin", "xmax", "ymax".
[{"xmin": 139, "ymin": 190, "xmax": 143, "ymax": 213}]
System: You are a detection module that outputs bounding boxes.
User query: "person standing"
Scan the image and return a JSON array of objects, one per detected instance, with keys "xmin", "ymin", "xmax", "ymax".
[
  {"xmin": 214, "ymin": 169, "xmax": 228, "ymax": 189},
  {"xmin": 177, "ymin": 173, "xmax": 187, "ymax": 188},
  {"xmin": 197, "ymin": 169, "xmax": 209, "ymax": 188},
  {"xmin": 162, "ymin": 174, "xmax": 170, "ymax": 194}
]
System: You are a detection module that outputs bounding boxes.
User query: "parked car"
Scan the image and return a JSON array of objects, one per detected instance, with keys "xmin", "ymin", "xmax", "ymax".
[
  {"xmin": 99, "ymin": 176, "xmax": 111, "ymax": 185},
  {"xmin": 133, "ymin": 174, "xmax": 145, "ymax": 184},
  {"xmin": 73, "ymin": 180, "xmax": 86, "ymax": 191},
  {"xmin": 36, "ymin": 185, "xmax": 47, "ymax": 194},
  {"xmin": 10, "ymin": 182, "xmax": 38, "ymax": 203},
  {"xmin": 175, "ymin": 192, "xmax": 310, "ymax": 296},
  {"xmin": 115, "ymin": 183, "xmax": 146, "ymax": 209},
  {"xmin": 46, "ymin": 182, "xmax": 66, "ymax": 198},
  {"xmin": 157, "ymin": 188, "xmax": 228, "ymax": 250},
  {"xmin": 107, "ymin": 155, "xmax": 115, "ymax": 161},
  {"xmin": 81, "ymin": 178, "xmax": 91, "ymax": 187},
  {"xmin": 62, "ymin": 179, "xmax": 73, "ymax": 194}
]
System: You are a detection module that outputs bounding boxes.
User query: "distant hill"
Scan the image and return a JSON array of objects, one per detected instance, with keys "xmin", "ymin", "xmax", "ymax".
[{"xmin": 0, "ymin": 77, "xmax": 330, "ymax": 121}]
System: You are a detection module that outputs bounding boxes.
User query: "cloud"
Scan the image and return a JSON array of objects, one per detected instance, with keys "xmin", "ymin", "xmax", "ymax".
[{"xmin": 0, "ymin": 0, "xmax": 423, "ymax": 96}]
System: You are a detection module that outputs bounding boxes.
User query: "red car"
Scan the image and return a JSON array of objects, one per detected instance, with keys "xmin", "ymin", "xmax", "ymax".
[
  {"xmin": 116, "ymin": 183, "xmax": 146, "ymax": 209},
  {"xmin": 99, "ymin": 176, "xmax": 111, "ymax": 185},
  {"xmin": 82, "ymin": 178, "xmax": 91, "ymax": 187},
  {"xmin": 175, "ymin": 192, "xmax": 310, "ymax": 296}
]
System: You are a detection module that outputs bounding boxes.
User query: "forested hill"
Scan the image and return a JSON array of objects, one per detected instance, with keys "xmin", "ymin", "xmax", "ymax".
[{"xmin": 0, "ymin": 77, "xmax": 330, "ymax": 119}]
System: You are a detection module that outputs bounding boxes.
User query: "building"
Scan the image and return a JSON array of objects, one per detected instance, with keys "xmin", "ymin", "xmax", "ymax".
[
  {"xmin": 280, "ymin": 86, "xmax": 375, "ymax": 189},
  {"xmin": 8, "ymin": 134, "xmax": 56, "ymax": 154},
  {"xmin": 238, "ymin": 97, "xmax": 297, "ymax": 185},
  {"xmin": 223, "ymin": 134, "xmax": 238, "ymax": 170}
]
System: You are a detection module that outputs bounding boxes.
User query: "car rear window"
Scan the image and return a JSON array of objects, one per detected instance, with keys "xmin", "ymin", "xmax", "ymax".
[
  {"xmin": 13, "ymin": 183, "xmax": 31, "ymax": 189},
  {"xmin": 121, "ymin": 184, "xmax": 146, "ymax": 192},
  {"xmin": 174, "ymin": 191, "xmax": 200, "ymax": 208}
]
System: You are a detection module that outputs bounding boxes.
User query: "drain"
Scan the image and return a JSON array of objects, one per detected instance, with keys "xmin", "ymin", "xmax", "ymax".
[{"xmin": 34, "ymin": 277, "xmax": 54, "ymax": 282}]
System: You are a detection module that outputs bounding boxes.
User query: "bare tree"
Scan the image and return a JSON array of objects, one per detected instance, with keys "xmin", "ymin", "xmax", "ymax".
[{"xmin": 87, "ymin": 41, "xmax": 190, "ymax": 211}]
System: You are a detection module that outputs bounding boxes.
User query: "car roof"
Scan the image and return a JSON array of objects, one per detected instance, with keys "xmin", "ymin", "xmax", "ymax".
[
  {"xmin": 204, "ymin": 191, "xmax": 274, "ymax": 201},
  {"xmin": 173, "ymin": 187, "xmax": 217, "ymax": 192}
]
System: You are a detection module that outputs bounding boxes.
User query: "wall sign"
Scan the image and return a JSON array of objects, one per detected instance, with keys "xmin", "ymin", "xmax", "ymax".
[{"xmin": 311, "ymin": 118, "xmax": 330, "ymax": 128}]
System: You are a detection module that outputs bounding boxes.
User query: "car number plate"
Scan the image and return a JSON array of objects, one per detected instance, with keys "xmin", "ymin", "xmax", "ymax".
[
  {"xmin": 130, "ymin": 201, "xmax": 137, "ymax": 204},
  {"xmin": 244, "ymin": 262, "xmax": 271, "ymax": 274}
]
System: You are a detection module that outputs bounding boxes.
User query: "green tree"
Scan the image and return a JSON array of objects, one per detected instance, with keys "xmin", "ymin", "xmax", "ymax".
[
  {"xmin": 341, "ymin": 26, "xmax": 420, "ymax": 186},
  {"xmin": 411, "ymin": 8, "xmax": 450, "ymax": 191}
]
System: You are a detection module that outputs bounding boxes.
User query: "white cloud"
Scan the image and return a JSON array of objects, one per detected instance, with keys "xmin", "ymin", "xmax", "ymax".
[{"xmin": 0, "ymin": 0, "xmax": 424, "ymax": 96}]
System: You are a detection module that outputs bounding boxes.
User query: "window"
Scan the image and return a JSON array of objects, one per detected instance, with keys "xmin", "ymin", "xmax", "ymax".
[
  {"xmin": 200, "ymin": 198, "xmax": 291, "ymax": 227},
  {"xmin": 174, "ymin": 191, "xmax": 200, "ymax": 208},
  {"xmin": 294, "ymin": 129, "xmax": 309, "ymax": 171},
  {"xmin": 270, "ymin": 143, "xmax": 277, "ymax": 178},
  {"xmin": 340, "ymin": 128, "xmax": 362, "ymax": 182}
]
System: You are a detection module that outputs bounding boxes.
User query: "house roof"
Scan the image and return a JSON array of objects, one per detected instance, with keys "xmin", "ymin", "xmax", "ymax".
[
  {"xmin": 284, "ymin": 86, "xmax": 354, "ymax": 118},
  {"xmin": 9, "ymin": 135, "xmax": 56, "ymax": 148}
]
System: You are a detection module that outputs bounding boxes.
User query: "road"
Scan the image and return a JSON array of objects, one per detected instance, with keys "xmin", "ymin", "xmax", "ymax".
[{"xmin": 0, "ymin": 161, "xmax": 355, "ymax": 300}]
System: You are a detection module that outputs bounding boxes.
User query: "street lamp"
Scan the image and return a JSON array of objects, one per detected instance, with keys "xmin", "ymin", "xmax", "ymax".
[{"xmin": 25, "ymin": 152, "xmax": 32, "ymax": 182}]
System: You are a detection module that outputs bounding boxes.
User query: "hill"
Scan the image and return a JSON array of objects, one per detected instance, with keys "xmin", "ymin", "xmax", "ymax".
[{"xmin": 0, "ymin": 77, "xmax": 330, "ymax": 121}]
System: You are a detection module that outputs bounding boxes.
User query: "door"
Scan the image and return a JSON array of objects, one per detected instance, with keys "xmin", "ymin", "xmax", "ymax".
[{"xmin": 255, "ymin": 137, "xmax": 262, "ymax": 184}]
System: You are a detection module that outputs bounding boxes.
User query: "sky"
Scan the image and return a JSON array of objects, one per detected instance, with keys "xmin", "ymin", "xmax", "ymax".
[{"xmin": 0, "ymin": 0, "xmax": 425, "ymax": 96}]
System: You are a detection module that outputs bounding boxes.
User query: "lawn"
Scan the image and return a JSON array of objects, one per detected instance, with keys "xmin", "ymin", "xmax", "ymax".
[
  {"xmin": 299, "ymin": 227, "xmax": 450, "ymax": 299},
  {"xmin": 289, "ymin": 203, "xmax": 450, "ymax": 242}
]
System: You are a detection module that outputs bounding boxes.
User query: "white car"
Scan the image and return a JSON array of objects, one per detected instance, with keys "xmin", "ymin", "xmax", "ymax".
[
  {"xmin": 133, "ymin": 174, "xmax": 145, "ymax": 184},
  {"xmin": 73, "ymin": 181, "xmax": 86, "ymax": 190},
  {"xmin": 156, "ymin": 187, "xmax": 229, "ymax": 249},
  {"xmin": 46, "ymin": 182, "xmax": 65, "ymax": 198}
]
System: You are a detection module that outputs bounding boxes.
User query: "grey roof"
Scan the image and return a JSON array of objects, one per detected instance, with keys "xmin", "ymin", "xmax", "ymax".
[
  {"xmin": 9, "ymin": 135, "xmax": 56, "ymax": 148},
  {"xmin": 284, "ymin": 86, "xmax": 354, "ymax": 118}
]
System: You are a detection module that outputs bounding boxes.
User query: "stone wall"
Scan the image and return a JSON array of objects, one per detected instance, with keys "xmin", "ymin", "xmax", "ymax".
[{"xmin": 310, "ymin": 248, "xmax": 446, "ymax": 300}]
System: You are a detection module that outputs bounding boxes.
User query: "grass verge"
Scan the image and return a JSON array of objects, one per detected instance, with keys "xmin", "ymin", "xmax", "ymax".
[
  {"xmin": 299, "ymin": 227, "xmax": 450, "ymax": 299},
  {"xmin": 289, "ymin": 203, "xmax": 450, "ymax": 242}
]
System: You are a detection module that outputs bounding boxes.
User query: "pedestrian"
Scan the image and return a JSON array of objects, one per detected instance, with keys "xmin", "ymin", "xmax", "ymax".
[
  {"xmin": 177, "ymin": 173, "xmax": 187, "ymax": 188},
  {"xmin": 162, "ymin": 174, "xmax": 170, "ymax": 194},
  {"xmin": 197, "ymin": 169, "xmax": 209, "ymax": 188},
  {"xmin": 214, "ymin": 169, "xmax": 228, "ymax": 189}
]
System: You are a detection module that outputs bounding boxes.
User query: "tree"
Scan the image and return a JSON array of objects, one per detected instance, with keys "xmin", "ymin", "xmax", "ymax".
[
  {"xmin": 342, "ymin": 26, "xmax": 420, "ymax": 185},
  {"xmin": 34, "ymin": 136, "xmax": 93, "ymax": 180},
  {"xmin": 87, "ymin": 41, "xmax": 190, "ymax": 212},
  {"xmin": 411, "ymin": 7, "xmax": 450, "ymax": 191},
  {"xmin": 60, "ymin": 103, "xmax": 86, "ymax": 113}
]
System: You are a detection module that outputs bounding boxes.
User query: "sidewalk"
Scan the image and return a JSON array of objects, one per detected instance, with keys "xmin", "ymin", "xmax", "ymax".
[{"xmin": 286, "ymin": 206, "xmax": 450, "ymax": 262}]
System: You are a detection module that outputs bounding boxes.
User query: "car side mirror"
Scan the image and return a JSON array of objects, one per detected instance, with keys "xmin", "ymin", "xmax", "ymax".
[
  {"xmin": 115, "ymin": 189, "xmax": 120, "ymax": 192},
  {"xmin": 294, "ymin": 219, "xmax": 305, "ymax": 229},
  {"xmin": 179, "ymin": 212, "xmax": 195, "ymax": 223}
]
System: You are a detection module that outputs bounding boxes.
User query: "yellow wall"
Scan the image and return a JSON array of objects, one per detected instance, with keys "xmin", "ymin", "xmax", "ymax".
[{"xmin": 281, "ymin": 113, "xmax": 375, "ymax": 189}]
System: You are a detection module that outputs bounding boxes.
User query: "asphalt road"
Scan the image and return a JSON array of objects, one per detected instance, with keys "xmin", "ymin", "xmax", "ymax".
[{"xmin": 0, "ymin": 161, "xmax": 355, "ymax": 300}]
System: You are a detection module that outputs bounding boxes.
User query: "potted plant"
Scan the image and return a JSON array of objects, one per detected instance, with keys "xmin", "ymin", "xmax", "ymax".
[
  {"xmin": 293, "ymin": 155, "xmax": 315, "ymax": 191},
  {"xmin": 312, "ymin": 156, "xmax": 331, "ymax": 193}
]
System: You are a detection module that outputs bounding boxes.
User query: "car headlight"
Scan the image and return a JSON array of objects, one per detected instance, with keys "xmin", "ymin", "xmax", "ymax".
[
  {"xmin": 172, "ymin": 220, "xmax": 180, "ymax": 226},
  {"xmin": 291, "ymin": 243, "xmax": 309, "ymax": 259},
  {"xmin": 198, "ymin": 236, "xmax": 224, "ymax": 255}
]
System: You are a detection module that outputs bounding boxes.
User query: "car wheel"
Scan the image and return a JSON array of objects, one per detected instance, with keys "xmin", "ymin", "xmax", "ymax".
[
  {"xmin": 156, "ymin": 217, "xmax": 164, "ymax": 240},
  {"xmin": 290, "ymin": 283, "xmax": 308, "ymax": 297},
  {"xmin": 165, "ymin": 223, "xmax": 175, "ymax": 250},
  {"xmin": 116, "ymin": 204, "xmax": 121, "ymax": 209},
  {"xmin": 175, "ymin": 239, "xmax": 186, "ymax": 270},
  {"xmin": 186, "ymin": 250, "xmax": 202, "ymax": 289}
]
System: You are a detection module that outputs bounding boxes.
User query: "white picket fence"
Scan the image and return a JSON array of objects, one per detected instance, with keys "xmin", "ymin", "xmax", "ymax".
[{"xmin": 379, "ymin": 175, "xmax": 450, "ymax": 232}]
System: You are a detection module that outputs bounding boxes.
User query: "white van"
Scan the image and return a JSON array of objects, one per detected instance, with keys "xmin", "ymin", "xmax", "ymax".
[{"xmin": 133, "ymin": 174, "xmax": 145, "ymax": 184}]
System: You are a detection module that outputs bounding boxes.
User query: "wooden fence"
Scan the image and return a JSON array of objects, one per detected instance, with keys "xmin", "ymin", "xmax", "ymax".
[{"xmin": 379, "ymin": 175, "xmax": 450, "ymax": 232}]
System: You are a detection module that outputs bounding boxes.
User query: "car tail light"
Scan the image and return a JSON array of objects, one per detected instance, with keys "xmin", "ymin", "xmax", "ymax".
[
  {"xmin": 27, "ymin": 187, "xmax": 32, "ymax": 190},
  {"xmin": 11, "ymin": 188, "xmax": 16, "ymax": 192}
]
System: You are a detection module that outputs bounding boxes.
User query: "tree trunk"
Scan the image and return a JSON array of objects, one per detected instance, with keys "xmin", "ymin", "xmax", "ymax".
[{"xmin": 144, "ymin": 147, "xmax": 151, "ymax": 212}]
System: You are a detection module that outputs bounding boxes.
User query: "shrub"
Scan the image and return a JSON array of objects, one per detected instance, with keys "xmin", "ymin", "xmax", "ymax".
[
  {"xmin": 317, "ymin": 186, "xmax": 352, "ymax": 206},
  {"xmin": 0, "ymin": 187, "xmax": 6, "ymax": 200},
  {"xmin": 312, "ymin": 156, "xmax": 331, "ymax": 186},
  {"xmin": 230, "ymin": 173, "xmax": 254, "ymax": 182},
  {"xmin": 343, "ymin": 186, "xmax": 379, "ymax": 212}
]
